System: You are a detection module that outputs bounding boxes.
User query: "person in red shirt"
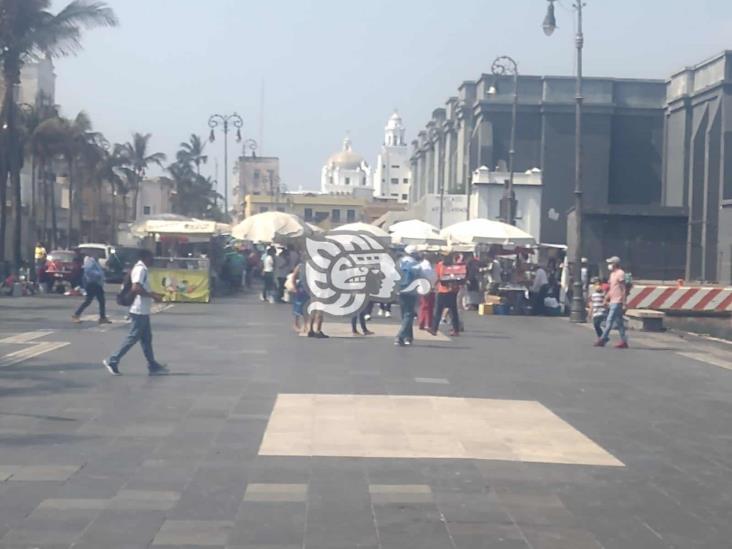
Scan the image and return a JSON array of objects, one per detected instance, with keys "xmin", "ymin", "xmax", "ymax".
[{"xmin": 429, "ymin": 254, "xmax": 461, "ymax": 337}]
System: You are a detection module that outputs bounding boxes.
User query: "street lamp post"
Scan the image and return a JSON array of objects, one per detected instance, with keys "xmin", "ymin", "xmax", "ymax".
[
  {"xmin": 543, "ymin": 0, "xmax": 586, "ymax": 323},
  {"xmin": 489, "ymin": 56, "xmax": 519, "ymax": 226},
  {"xmin": 208, "ymin": 113, "xmax": 243, "ymax": 216}
]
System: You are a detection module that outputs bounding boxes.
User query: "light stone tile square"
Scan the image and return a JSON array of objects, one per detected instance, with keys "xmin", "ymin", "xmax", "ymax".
[
  {"xmin": 244, "ymin": 483, "xmax": 308, "ymax": 502},
  {"xmin": 152, "ymin": 519, "xmax": 233, "ymax": 546},
  {"xmin": 12, "ymin": 465, "xmax": 80, "ymax": 481},
  {"xmin": 369, "ymin": 484, "xmax": 433, "ymax": 504},
  {"xmin": 258, "ymin": 394, "xmax": 624, "ymax": 466},
  {"xmin": 415, "ymin": 377, "xmax": 450, "ymax": 385},
  {"xmin": 109, "ymin": 489, "xmax": 180, "ymax": 510},
  {"xmin": 37, "ymin": 498, "xmax": 109, "ymax": 510}
]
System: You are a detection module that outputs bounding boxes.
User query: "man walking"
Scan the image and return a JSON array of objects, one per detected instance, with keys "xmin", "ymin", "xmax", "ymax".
[
  {"xmin": 261, "ymin": 247, "xmax": 276, "ymax": 303},
  {"xmin": 72, "ymin": 254, "xmax": 111, "ymax": 324},
  {"xmin": 430, "ymin": 254, "xmax": 461, "ymax": 337},
  {"xmin": 103, "ymin": 249, "xmax": 168, "ymax": 375},
  {"xmin": 395, "ymin": 246, "xmax": 422, "ymax": 347},
  {"xmin": 34, "ymin": 241, "xmax": 47, "ymax": 284},
  {"xmin": 594, "ymin": 256, "xmax": 629, "ymax": 349}
]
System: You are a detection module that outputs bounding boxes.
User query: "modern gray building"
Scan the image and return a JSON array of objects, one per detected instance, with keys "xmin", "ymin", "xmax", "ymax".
[
  {"xmin": 664, "ymin": 51, "xmax": 732, "ymax": 284},
  {"xmin": 410, "ymin": 70, "xmax": 695, "ymax": 280}
]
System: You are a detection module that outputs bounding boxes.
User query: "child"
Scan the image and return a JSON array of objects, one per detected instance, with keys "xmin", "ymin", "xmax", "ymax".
[
  {"xmin": 588, "ymin": 277, "xmax": 607, "ymax": 338},
  {"xmin": 290, "ymin": 265, "xmax": 309, "ymax": 335}
]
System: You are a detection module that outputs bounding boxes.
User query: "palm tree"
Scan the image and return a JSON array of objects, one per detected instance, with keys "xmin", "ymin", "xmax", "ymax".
[
  {"xmin": 177, "ymin": 134, "xmax": 208, "ymax": 176},
  {"xmin": 0, "ymin": 0, "xmax": 117, "ymax": 266},
  {"xmin": 120, "ymin": 133, "xmax": 166, "ymax": 220}
]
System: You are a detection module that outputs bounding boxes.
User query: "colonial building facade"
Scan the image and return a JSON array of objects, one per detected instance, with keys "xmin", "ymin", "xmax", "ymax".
[
  {"xmin": 409, "ymin": 72, "xmax": 688, "ymax": 280},
  {"xmin": 373, "ymin": 112, "xmax": 411, "ymax": 203}
]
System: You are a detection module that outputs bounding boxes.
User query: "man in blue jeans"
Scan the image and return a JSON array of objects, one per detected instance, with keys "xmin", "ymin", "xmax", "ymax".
[
  {"xmin": 595, "ymin": 256, "xmax": 629, "ymax": 349},
  {"xmin": 395, "ymin": 246, "xmax": 422, "ymax": 347},
  {"xmin": 104, "ymin": 249, "xmax": 169, "ymax": 375}
]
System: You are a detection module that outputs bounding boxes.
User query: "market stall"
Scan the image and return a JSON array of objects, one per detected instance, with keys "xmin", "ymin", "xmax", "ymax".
[
  {"xmin": 130, "ymin": 215, "xmax": 228, "ymax": 303},
  {"xmin": 231, "ymin": 211, "xmax": 311, "ymax": 244},
  {"xmin": 441, "ymin": 219, "xmax": 537, "ymax": 315}
]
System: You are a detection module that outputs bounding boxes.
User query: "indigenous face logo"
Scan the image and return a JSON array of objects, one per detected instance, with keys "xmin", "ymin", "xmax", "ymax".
[{"xmin": 303, "ymin": 231, "xmax": 431, "ymax": 317}]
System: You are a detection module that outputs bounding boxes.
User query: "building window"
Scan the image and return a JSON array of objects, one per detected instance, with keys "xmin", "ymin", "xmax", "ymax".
[
  {"xmin": 362, "ymin": 177, "xmax": 366, "ymax": 186},
  {"xmin": 254, "ymin": 170, "xmax": 260, "ymax": 182},
  {"xmin": 143, "ymin": 206, "xmax": 151, "ymax": 215},
  {"xmin": 276, "ymin": 206, "xmax": 285, "ymax": 212},
  {"xmin": 329, "ymin": 176, "xmax": 334, "ymax": 185},
  {"xmin": 391, "ymin": 193, "xmax": 399, "ymax": 197},
  {"xmin": 315, "ymin": 211, "xmax": 328, "ymax": 223},
  {"xmin": 390, "ymin": 178, "xmax": 399, "ymax": 186},
  {"xmin": 403, "ymin": 178, "xmax": 409, "ymax": 184},
  {"xmin": 402, "ymin": 194, "xmax": 408, "ymax": 200},
  {"xmin": 304, "ymin": 208, "xmax": 313, "ymax": 221},
  {"xmin": 331, "ymin": 209, "xmax": 341, "ymax": 223},
  {"xmin": 347, "ymin": 209, "xmax": 356, "ymax": 222},
  {"xmin": 260, "ymin": 206, "xmax": 269, "ymax": 213},
  {"xmin": 345, "ymin": 177, "xmax": 351, "ymax": 185},
  {"xmin": 391, "ymin": 165, "xmax": 400, "ymax": 169}
]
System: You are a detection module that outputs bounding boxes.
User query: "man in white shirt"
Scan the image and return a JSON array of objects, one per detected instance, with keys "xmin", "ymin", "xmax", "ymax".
[
  {"xmin": 531, "ymin": 265, "xmax": 549, "ymax": 315},
  {"xmin": 103, "ymin": 249, "xmax": 167, "ymax": 375},
  {"xmin": 261, "ymin": 247, "xmax": 276, "ymax": 302}
]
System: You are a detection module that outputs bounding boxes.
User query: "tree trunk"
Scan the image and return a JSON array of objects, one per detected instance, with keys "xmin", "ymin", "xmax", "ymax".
[
  {"xmin": 110, "ymin": 184, "xmax": 117, "ymax": 245},
  {"xmin": 11, "ymin": 155, "xmax": 22, "ymax": 268},
  {"xmin": 0, "ymin": 159, "xmax": 7, "ymax": 270},
  {"xmin": 131, "ymin": 178, "xmax": 140, "ymax": 221},
  {"xmin": 66, "ymin": 160, "xmax": 74, "ymax": 249},
  {"xmin": 41, "ymin": 159, "xmax": 48, "ymax": 245},
  {"xmin": 50, "ymin": 171, "xmax": 58, "ymax": 249},
  {"xmin": 30, "ymin": 153, "xmax": 36, "ymax": 236}
]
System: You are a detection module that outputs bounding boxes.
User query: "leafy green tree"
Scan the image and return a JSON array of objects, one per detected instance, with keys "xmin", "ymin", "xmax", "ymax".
[
  {"xmin": 0, "ymin": 0, "xmax": 117, "ymax": 266},
  {"xmin": 119, "ymin": 132, "xmax": 166, "ymax": 221}
]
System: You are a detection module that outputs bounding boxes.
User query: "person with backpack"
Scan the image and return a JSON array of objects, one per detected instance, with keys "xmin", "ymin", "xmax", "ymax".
[
  {"xmin": 594, "ymin": 256, "xmax": 629, "ymax": 349},
  {"xmin": 395, "ymin": 245, "xmax": 423, "ymax": 347},
  {"xmin": 71, "ymin": 255, "xmax": 111, "ymax": 324},
  {"xmin": 103, "ymin": 249, "xmax": 168, "ymax": 375}
]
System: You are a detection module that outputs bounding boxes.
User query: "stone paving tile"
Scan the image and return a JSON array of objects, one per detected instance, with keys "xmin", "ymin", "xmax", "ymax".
[
  {"xmin": 369, "ymin": 483, "xmax": 434, "ymax": 504},
  {"xmin": 10, "ymin": 465, "xmax": 80, "ymax": 481},
  {"xmin": 243, "ymin": 483, "xmax": 308, "ymax": 502},
  {"xmin": 447, "ymin": 522, "xmax": 530, "ymax": 549},
  {"xmin": 37, "ymin": 498, "xmax": 109, "ymax": 510},
  {"xmin": 169, "ymin": 467, "xmax": 248, "ymax": 521},
  {"xmin": 152, "ymin": 520, "xmax": 233, "ymax": 546},
  {"xmin": 74, "ymin": 509, "xmax": 167, "ymax": 546},
  {"xmin": 108, "ymin": 489, "xmax": 181, "ymax": 511},
  {"xmin": 0, "ymin": 515, "xmax": 92, "ymax": 545},
  {"xmin": 230, "ymin": 502, "xmax": 307, "ymax": 546}
]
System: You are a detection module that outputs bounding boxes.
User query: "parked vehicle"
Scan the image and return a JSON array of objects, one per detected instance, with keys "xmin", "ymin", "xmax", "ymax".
[
  {"xmin": 45, "ymin": 250, "xmax": 76, "ymax": 282},
  {"xmin": 78, "ymin": 244, "xmax": 139, "ymax": 283}
]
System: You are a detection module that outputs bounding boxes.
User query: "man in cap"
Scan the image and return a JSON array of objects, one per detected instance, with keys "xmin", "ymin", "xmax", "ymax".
[
  {"xmin": 395, "ymin": 245, "xmax": 422, "ymax": 347},
  {"xmin": 594, "ymin": 256, "xmax": 629, "ymax": 349}
]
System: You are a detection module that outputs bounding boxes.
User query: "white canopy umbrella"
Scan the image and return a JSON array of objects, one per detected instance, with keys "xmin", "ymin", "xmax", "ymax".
[
  {"xmin": 231, "ymin": 211, "xmax": 311, "ymax": 243},
  {"xmin": 441, "ymin": 218, "xmax": 536, "ymax": 248},
  {"xmin": 330, "ymin": 222, "xmax": 390, "ymax": 239},
  {"xmin": 389, "ymin": 219, "xmax": 446, "ymax": 246}
]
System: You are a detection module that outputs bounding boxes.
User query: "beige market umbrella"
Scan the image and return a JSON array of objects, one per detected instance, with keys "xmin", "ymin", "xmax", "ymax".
[
  {"xmin": 231, "ymin": 211, "xmax": 311, "ymax": 243},
  {"xmin": 389, "ymin": 219, "xmax": 446, "ymax": 246},
  {"xmin": 441, "ymin": 218, "xmax": 536, "ymax": 248}
]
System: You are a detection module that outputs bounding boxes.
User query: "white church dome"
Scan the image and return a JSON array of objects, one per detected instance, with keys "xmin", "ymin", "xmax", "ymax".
[{"xmin": 328, "ymin": 136, "xmax": 366, "ymax": 169}]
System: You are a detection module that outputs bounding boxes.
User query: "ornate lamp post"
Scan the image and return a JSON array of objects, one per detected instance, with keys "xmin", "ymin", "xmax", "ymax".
[
  {"xmin": 488, "ymin": 56, "xmax": 519, "ymax": 226},
  {"xmin": 208, "ymin": 113, "xmax": 243, "ymax": 215},
  {"xmin": 543, "ymin": 0, "xmax": 587, "ymax": 323}
]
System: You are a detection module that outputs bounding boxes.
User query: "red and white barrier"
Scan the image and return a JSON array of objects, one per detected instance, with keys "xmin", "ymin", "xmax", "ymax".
[{"xmin": 627, "ymin": 285, "xmax": 732, "ymax": 313}]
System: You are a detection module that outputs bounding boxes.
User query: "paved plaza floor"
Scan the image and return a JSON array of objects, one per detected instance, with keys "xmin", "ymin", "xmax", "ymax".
[{"xmin": 0, "ymin": 292, "xmax": 731, "ymax": 548}]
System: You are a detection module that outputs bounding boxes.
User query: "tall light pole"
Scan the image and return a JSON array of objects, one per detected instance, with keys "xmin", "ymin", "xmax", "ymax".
[
  {"xmin": 488, "ymin": 56, "xmax": 519, "ymax": 226},
  {"xmin": 543, "ymin": 0, "xmax": 586, "ymax": 323},
  {"xmin": 208, "ymin": 113, "xmax": 243, "ymax": 216}
]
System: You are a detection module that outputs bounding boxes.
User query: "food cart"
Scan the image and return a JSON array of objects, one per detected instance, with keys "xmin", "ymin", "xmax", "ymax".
[{"xmin": 130, "ymin": 215, "xmax": 229, "ymax": 303}]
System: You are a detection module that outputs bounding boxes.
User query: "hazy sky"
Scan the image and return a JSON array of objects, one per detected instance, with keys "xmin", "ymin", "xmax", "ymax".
[{"xmin": 51, "ymin": 0, "xmax": 732, "ymax": 193}]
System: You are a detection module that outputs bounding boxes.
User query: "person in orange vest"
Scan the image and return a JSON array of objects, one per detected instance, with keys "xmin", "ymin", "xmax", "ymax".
[{"xmin": 429, "ymin": 254, "xmax": 462, "ymax": 337}]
